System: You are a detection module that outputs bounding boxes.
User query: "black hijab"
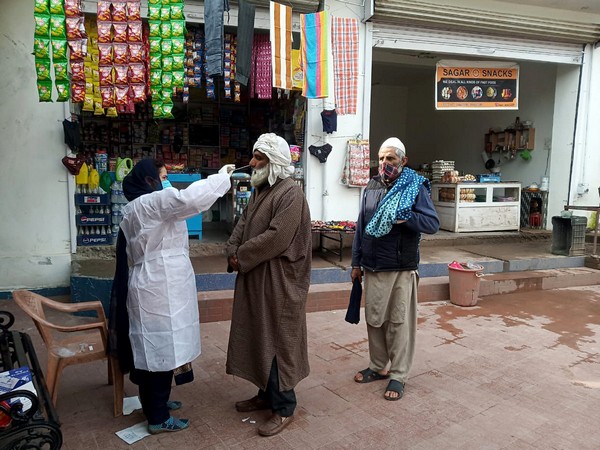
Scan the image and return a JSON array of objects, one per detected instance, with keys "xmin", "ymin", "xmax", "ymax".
[{"xmin": 108, "ymin": 159, "xmax": 162, "ymax": 376}]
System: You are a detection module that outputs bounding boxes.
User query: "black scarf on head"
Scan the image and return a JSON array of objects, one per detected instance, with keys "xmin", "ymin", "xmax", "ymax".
[{"xmin": 107, "ymin": 159, "xmax": 162, "ymax": 377}]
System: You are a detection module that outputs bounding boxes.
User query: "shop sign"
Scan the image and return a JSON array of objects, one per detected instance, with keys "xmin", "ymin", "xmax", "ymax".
[{"xmin": 435, "ymin": 60, "xmax": 519, "ymax": 110}]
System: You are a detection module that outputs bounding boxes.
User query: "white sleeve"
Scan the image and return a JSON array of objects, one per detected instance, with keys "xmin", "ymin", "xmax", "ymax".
[{"xmin": 149, "ymin": 172, "xmax": 232, "ymax": 222}]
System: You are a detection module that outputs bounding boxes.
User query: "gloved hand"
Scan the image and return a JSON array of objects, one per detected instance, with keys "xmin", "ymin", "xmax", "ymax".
[{"xmin": 219, "ymin": 164, "xmax": 236, "ymax": 176}]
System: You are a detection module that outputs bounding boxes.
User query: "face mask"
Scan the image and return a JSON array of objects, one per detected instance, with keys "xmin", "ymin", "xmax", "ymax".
[
  {"xmin": 379, "ymin": 162, "xmax": 402, "ymax": 183},
  {"xmin": 161, "ymin": 179, "xmax": 172, "ymax": 189}
]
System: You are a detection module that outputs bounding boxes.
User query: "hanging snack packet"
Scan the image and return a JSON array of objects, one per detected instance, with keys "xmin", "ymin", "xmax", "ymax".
[
  {"xmin": 152, "ymin": 101, "xmax": 165, "ymax": 118},
  {"xmin": 112, "ymin": 2, "xmax": 127, "ymax": 22},
  {"xmin": 130, "ymin": 84, "xmax": 146, "ymax": 103},
  {"xmin": 98, "ymin": 43, "xmax": 113, "ymax": 64},
  {"xmin": 113, "ymin": 22, "xmax": 128, "ymax": 43},
  {"xmin": 50, "ymin": 16, "xmax": 66, "ymax": 38},
  {"xmin": 106, "ymin": 107, "xmax": 118, "ymax": 117},
  {"xmin": 162, "ymin": 72, "xmax": 173, "ymax": 89},
  {"xmin": 34, "ymin": 37, "xmax": 51, "ymax": 58},
  {"xmin": 162, "ymin": 102, "xmax": 174, "ymax": 119},
  {"xmin": 66, "ymin": 16, "xmax": 84, "ymax": 39},
  {"xmin": 114, "ymin": 65, "xmax": 129, "ymax": 84},
  {"xmin": 129, "ymin": 43, "xmax": 144, "ymax": 63},
  {"xmin": 129, "ymin": 64, "xmax": 146, "ymax": 83},
  {"xmin": 35, "ymin": 59, "xmax": 52, "ymax": 80},
  {"xmin": 148, "ymin": 6, "xmax": 161, "ymax": 21},
  {"xmin": 97, "ymin": 1, "xmax": 111, "ymax": 21},
  {"xmin": 171, "ymin": 21, "xmax": 185, "ymax": 38},
  {"xmin": 38, "ymin": 80, "xmax": 53, "ymax": 102},
  {"xmin": 148, "ymin": 0, "xmax": 160, "ymax": 4},
  {"xmin": 51, "ymin": 38, "xmax": 68, "ymax": 60},
  {"xmin": 64, "ymin": 0, "xmax": 81, "ymax": 17},
  {"xmin": 112, "ymin": 42, "xmax": 129, "ymax": 64},
  {"xmin": 127, "ymin": 2, "xmax": 141, "ymax": 21},
  {"xmin": 99, "ymin": 65, "xmax": 114, "ymax": 86},
  {"xmin": 149, "ymin": 37, "xmax": 162, "ymax": 54},
  {"xmin": 71, "ymin": 81, "xmax": 86, "ymax": 102},
  {"xmin": 128, "ymin": 22, "xmax": 143, "ymax": 42},
  {"xmin": 150, "ymin": 53, "xmax": 162, "ymax": 69},
  {"xmin": 172, "ymin": 54, "xmax": 184, "ymax": 71},
  {"xmin": 71, "ymin": 60, "xmax": 85, "ymax": 81},
  {"xmin": 172, "ymin": 38, "xmax": 185, "ymax": 54},
  {"xmin": 83, "ymin": 94, "xmax": 95, "ymax": 111},
  {"xmin": 170, "ymin": 4, "xmax": 184, "ymax": 20},
  {"xmin": 172, "ymin": 71, "xmax": 184, "ymax": 87},
  {"xmin": 150, "ymin": 69, "xmax": 162, "ymax": 86},
  {"xmin": 162, "ymin": 55, "xmax": 173, "ymax": 72},
  {"xmin": 97, "ymin": 22, "xmax": 112, "ymax": 43},
  {"xmin": 35, "ymin": 0, "xmax": 49, "ymax": 15},
  {"xmin": 115, "ymin": 85, "xmax": 130, "ymax": 106},
  {"xmin": 160, "ymin": 7, "xmax": 171, "ymax": 21},
  {"xmin": 149, "ymin": 21, "xmax": 161, "ymax": 38},
  {"xmin": 56, "ymin": 80, "xmax": 70, "ymax": 102},
  {"xmin": 161, "ymin": 39, "xmax": 173, "ymax": 55},
  {"xmin": 100, "ymin": 86, "xmax": 115, "ymax": 107},
  {"xmin": 94, "ymin": 99, "xmax": 105, "ymax": 115},
  {"xmin": 34, "ymin": 15, "xmax": 51, "ymax": 37},
  {"xmin": 54, "ymin": 61, "xmax": 69, "ymax": 81},
  {"xmin": 68, "ymin": 39, "xmax": 86, "ymax": 60},
  {"xmin": 49, "ymin": 0, "xmax": 64, "ymax": 15},
  {"xmin": 160, "ymin": 22, "xmax": 172, "ymax": 39}
]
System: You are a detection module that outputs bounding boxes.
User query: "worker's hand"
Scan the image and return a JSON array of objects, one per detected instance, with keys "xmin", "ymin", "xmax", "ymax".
[
  {"xmin": 219, "ymin": 164, "xmax": 236, "ymax": 176},
  {"xmin": 351, "ymin": 267, "xmax": 362, "ymax": 284},
  {"xmin": 228, "ymin": 255, "xmax": 239, "ymax": 272}
]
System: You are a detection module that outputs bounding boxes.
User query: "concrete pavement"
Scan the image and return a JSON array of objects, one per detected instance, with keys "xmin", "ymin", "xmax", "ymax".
[{"xmin": 2, "ymin": 283, "xmax": 600, "ymax": 449}]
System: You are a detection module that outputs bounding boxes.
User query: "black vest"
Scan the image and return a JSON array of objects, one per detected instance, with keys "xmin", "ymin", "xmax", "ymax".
[{"xmin": 359, "ymin": 178, "xmax": 421, "ymax": 272}]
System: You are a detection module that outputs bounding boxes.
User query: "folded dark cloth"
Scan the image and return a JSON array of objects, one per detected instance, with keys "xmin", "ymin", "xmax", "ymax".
[{"xmin": 345, "ymin": 278, "xmax": 362, "ymax": 324}]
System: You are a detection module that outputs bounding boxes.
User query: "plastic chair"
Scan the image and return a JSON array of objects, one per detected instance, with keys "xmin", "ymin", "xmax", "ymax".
[
  {"xmin": 12, "ymin": 290, "xmax": 124, "ymax": 417},
  {"xmin": 529, "ymin": 212, "xmax": 542, "ymax": 228}
]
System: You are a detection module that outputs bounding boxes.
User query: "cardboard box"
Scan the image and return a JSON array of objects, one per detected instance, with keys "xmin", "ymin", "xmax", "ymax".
[{"xmin": 0, "ymin": 366, "xmax": 37, "ymax": 412}]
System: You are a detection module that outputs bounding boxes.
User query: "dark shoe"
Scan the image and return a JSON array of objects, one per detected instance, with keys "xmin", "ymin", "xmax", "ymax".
[
  {"xmin": 235, "ymin": 395, "xmax": 270, "ymax": 412},
  {"xmin": 383, "ymin": 379, "xmax": 405, "ymax": 401},
  {"xmin": 258, "ymin": 413, "xmax": 294, "ymax": 437},
  {"xmin": 148, "ymin": 416, "xmax": 189, "ymax": 435},
  {"xmin": 354, "ymin": 367, "xmax": 390, "ymax": 384},
  {"xmin": 167, "ymin": 400, "xmax": 182, "ymax": 411}
]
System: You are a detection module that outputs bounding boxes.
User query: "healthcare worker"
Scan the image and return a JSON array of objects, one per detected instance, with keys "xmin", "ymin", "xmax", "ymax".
[{"xmin": 109, "ymin": 159, "xmax": 234, "ymax": 434}]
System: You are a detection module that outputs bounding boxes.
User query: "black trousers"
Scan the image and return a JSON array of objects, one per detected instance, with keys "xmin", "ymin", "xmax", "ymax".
[
  {"xmin": 134, "ymin": 369, "xmax": 173, "ymax": 425},
  {"xmin": 257, "ymin": 358, "xmax": 296, "ymax": 417}
]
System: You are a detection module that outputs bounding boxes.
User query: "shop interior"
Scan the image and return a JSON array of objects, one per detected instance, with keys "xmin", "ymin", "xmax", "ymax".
[
  {"xmin": 75, "ymin": 25, "xmax": 306, "ymax": 246},
  {"xmin": 370, "ymin": 48, "xmax": 558, "ymax": 231}
]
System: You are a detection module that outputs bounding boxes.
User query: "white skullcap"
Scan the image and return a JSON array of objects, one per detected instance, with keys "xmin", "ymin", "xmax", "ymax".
[
  {"xmin": 253, "ymin": 133, "xmax": 295, "ymax": 186},
  {"xmin": 380, "ymin": 137, "xmax": 406, "ymax": 158}
]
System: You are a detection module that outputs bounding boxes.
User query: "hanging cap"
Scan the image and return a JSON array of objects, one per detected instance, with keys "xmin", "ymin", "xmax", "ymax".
[{"xmin": 380, "ymin": 137, "xmax": 406, "ymax": 158}]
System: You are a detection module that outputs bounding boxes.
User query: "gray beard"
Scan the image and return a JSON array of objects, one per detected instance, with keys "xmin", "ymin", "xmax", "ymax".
[{"xmin": 251, "ymin": 165, "xmax": 269, "ymax": 188}]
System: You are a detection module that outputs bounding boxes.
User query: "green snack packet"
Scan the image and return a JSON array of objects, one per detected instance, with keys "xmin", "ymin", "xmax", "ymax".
[
  {"xmin": 50, "ymin": 15, "xmax": 66, "ymax": 38},
  {"xmin": 170, "ymin": 0, "xmax": 183, "ymax": 4},
  {"xmin": 152, "ymin": 101, "xmax": 165, "ymax": 118},
  {"xmin": 49, "ymin": 0, "xmax": 64, "ymax": 15},
  {"xmin": 55, "ymin": 80, "xmax": 70, "ymax": 102},
  {"xmin": 161, "ymin": 0, "xmax": 171, "ymax": 5},
  {"xmin": 160, "ymin": 22, "xmax": 172, "ymax": 39},
  {"xmin": 162, "ymin": 55, "xmax": 173, "ymax": 72},
  {"xmin": 35, "ymin": 58, "xmax": 52, "ymax": 81},
  {"xmin": 150, "ymin": 69, "xmax": 163, "ymax": 86},
  {"xmin": 161, "ymin": 89, "xmax": 173, "ymax": 102},
  {"xmin": 163, "ymin": 102, "xmax": 175, "ymax": 119},
  {"xmin": 171, "ymin": 20, "xmax": 185, "ymax": 37},
  {"xmin": 33, "ymin": 37, "xmax": 51, "ymax": 58},
  {"xmin": 160, "ymin": 6, "xmax": 171, "ymax": 21},
  {"xmin": 53, "ymin": 60, "xmax": 69, "ymax": 81},
  {"xmin": 149, "ymin": 20, "xmax": 161, "ymax": 37},
  {"xmin": 150, "ymin": 86, "xmax": 161, "ymax": 99},
  {"xmin": 149, "ymin": 37, "xmax": 162, "ymax": 54},
  {"xmin": 170, "ymin": 5, "xmax": 184, "ymax": 20},
  {"xmin": 34, "ymin": 14, "xmax": 51, "ymax": 37},
  {"xmin": 37, "ymin": 80, "xmax": 53, "ymax": 102},
  {"xmin": 150, "ymin": 53, "xmax": 162, "ymax": 70},
  {"xmin": 148, "ymin": 6, "xmax": 161, "ymax": 20},
  {"xmin": 34, "ymin": 0, "xmax": 49, "ymax": 14},
  {"xmin": 51, "ymin": 38, "xmax": 68, "ymax": 61},
  {"xmin": 161, "ymin": 39, "xmax": 172, "ymax": 55},
  {"xmin": 162, "ymin": 72, "xmax": 173, "ymax": 89},
  {"xmin": 148, "ymin": 0, "xmax": 160, "ymax": 4},
  {"xmin": 172, "ymin": 54, "xmax": 184, "ymax": 70},
  {"xmin": 172, "ymin": 71, "xmax": 184, "ymax": 87},
  {"xmin": 171, "ymin": 38, "xmax": 185, "ymax": 54}
]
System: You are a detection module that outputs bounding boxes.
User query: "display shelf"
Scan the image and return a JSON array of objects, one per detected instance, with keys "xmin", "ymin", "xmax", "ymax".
[
  {"xmin": 74, "ymin": 194, "xmax": 109, "ymax": 205},
  {"xmin": 76, "ymin": 214, "xmax": 110, "ymax": 226},
  {"xmin": 432, "ymin": 182, "xmax": 521, "ymax": 232}
]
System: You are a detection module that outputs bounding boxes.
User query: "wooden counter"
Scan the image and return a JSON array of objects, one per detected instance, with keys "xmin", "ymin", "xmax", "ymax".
[{"xmin": 432, "ymin": 182, "xmax": 521, "ymax": 232}]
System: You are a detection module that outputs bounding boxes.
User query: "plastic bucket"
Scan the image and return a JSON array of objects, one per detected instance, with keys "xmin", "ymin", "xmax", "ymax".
[{"xmin": 448, "ymin": 262, "xmax": 484, "ymax": 307}]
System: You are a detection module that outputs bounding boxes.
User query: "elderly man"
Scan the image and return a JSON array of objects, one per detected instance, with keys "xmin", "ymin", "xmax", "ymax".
[
  {"xmin": 351, "ymin": 137, "xmax": 439, "ymax": 401},
  {"xmin": 226, "ymin": 133, "xmax": 312, "ymax": 437}
]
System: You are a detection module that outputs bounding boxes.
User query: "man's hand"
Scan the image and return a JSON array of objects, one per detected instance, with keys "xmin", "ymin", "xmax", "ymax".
[
  {"xmin": 228, "ymin": 255, "xmax": 239, "ymax": 272},
  {"xmin": 351, "ymin": 267, "xmax": 362, "ymax": 284},
  {"xmin": 219, "ymin": 164, "xmax": 236, "ymax": 176}
]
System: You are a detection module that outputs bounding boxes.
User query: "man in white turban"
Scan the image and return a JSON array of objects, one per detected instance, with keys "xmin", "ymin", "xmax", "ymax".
[{"xmin": 226, "ymin": 133, "xmax": 312, "ymax": 437}]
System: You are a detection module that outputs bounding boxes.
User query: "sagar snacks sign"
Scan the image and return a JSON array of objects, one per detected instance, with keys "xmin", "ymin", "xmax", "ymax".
[{"xmin": 435, "ymin": 60, "xmax": 519, "ymax": 110}]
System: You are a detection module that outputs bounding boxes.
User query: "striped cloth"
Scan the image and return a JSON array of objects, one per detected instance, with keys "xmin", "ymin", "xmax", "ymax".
[
  {"xmin": 270, "ymin": 1, "xmax": 293, "ymax": 90},
  {"xmin": 300, "ymin": 11, "xmax": 329, "ymax": 99},
  {"xmin": 250, "ymin": 33, "xmax": 272, "ymax": 99},
  {"xmin": 331, "ymin": 17, "xmax": 359, "ymax": 115}
]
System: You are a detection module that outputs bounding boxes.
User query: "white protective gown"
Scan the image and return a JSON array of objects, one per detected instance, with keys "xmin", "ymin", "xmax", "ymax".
[{"xmin": 120, "ymin": 172, "xmax": 231, "ymax": 372}]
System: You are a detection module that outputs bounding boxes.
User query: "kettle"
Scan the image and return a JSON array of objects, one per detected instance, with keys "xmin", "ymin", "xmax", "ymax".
[{"xmin": 115, "ymin": 157, "xmax": 133, "ymax": 181}]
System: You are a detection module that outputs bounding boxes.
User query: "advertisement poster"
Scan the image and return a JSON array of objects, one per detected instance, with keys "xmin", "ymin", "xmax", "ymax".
[{"xmin": 435, "ymin": 60, "xmax": 519, "ymax": 110}]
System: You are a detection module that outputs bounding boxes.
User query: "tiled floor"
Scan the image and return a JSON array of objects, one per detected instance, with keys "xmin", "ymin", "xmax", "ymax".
[{"xmin": 2, "ymin": 284, "xmax": 600, "ymax": 449}]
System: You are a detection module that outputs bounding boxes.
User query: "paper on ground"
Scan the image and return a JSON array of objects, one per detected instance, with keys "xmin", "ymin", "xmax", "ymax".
[
  {"xmin": 123, "ymin": 395, "xmax": 142, "ymax": 415},
  {"xmin": 115, "ymin": 421, "xmax": 150, "ymax": 444}
]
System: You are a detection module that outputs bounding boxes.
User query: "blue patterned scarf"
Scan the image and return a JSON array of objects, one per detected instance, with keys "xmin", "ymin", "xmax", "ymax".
[{"xmin": 365, "ymin": 167, "xmax": 430, "ymax": 238}]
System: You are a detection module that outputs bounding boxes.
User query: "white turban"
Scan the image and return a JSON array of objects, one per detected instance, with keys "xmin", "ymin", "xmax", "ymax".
[
  {"xmin": 380, "ymin": 137, "xmax": 406, "ymax": 158},
  {"xmin": 253, "ymin": 133, "xmax": 295, "ymax": 186}
]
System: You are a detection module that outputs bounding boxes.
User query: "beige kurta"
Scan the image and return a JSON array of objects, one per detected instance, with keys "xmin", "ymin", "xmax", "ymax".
[{"xmin": 226, "ymin": 178, "xmax": 312, "ymax": 391}]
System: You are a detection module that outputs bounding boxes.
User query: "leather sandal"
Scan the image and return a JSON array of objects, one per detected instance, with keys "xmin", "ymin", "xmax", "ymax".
[
  {"xmin": 258, "ymin": 413, "xmax": 294, "ymax": 437},
  {"xmin": 354, "ymin": 368, "xmax": 390, "ymax": 384},
  {"xmin": 235, "ymin": 395, "xmax": 270, "ymax": 412}
]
